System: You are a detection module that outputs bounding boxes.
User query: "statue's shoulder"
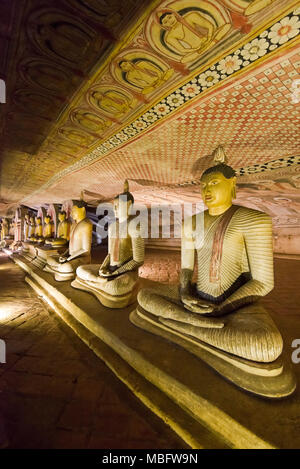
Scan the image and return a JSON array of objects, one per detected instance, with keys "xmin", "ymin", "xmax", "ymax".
[
  {"xmin": 78, "ymin": 217, "xmax": 93, "ymax": 229},
  {"xmin": 233, "ymin": 205, "xmax": 272, "ymax": 224}
]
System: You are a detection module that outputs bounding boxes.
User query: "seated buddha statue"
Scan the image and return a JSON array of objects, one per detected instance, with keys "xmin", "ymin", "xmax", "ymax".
[
  {"xmin": 24, "ymin": 214, "xmax": 30, "ymax": 241},
  {"xmin": 45, "ymin": 210, "xmax": 71, "ymax": 247},
  {"xmin": 71, "ymin": 180, "xmax": 145, "ymax": 308},
  {"xmin": 44, "ymin": 199, "xmax": 92, "ymax": 281},
  {"xmin": 130, "ymin": 148, "xmax": 296, "ymax": 398},
  {"xmin": 30, "ymin": 217, "xmax": 44, "ymax": 243},
  {"xmin": 27, "ymin": 216, "xmax": 36, "ymax": 241}
]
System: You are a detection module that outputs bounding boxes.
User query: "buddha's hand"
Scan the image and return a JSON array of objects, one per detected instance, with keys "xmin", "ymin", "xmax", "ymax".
[
  {"xmin": 181, "ymin": 292, "xmax": 215, "ymax": 314},
  {"xmin": 99, "ymin": 267, "xmax": 111, "ymax": 277},
  {"xmin": 59, "ymin": 255, "xmax": 68, "ymax": 263}
]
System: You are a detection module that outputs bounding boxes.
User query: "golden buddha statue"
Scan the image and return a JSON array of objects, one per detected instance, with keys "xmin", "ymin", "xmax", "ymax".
[
  {"xmin": 118, "ymin": 59, "xmax": 173, "ymax": 95},
  {"xmin": 30, "ymin": 216, "xmax": 44, "ymax": 243},
  {"xmin": 72, "ymin": 181, "xmax": 145, "ymax": 308},
  {"xmin": 45, "ymin": 210, "xmax": 71, "ymax": 247},
  {"xmin": 43, "ymin": 214, "xmax": 54, "ymax": 240},
  {"xmin": 131, "ymin": 148, "xmax": 296, "ymax": 398},
  {"xmin": 44, "ymin": 199, "xmax": 92, "ymax": 281}
]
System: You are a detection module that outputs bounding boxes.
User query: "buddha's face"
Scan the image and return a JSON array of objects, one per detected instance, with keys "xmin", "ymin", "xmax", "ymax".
[
  {"xmin": 161, "ymin": 13, "xmax": 177, "ymax": 29},
  {"xmin": 113, "ymin": 197, "xmax": 131, "ymax": 220},
  {"xmin": 119, "ymin": 61, "xmax": 133, "ymax": 72},
  {"xmin": 58, "ymin": 212, "xmax": 66, "ymax": 222},
  {"xmin": 201, "ymin": 172, "xmax": 235, "ymax": 209},
  {"xmin": 36, "ymin": 217, "xmax": 42, "ymax": 225},
  {"xmin": 30, "ymin": 217, "xmax": 35, "ymax": 224}
]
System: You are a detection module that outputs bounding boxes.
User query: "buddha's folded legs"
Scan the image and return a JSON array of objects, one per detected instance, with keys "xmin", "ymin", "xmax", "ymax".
[
  {"xmin": 137, "ymin": 286, "xmax": 225, "ymax": 329},
  {"xmin": 137, "ymin": 286, "xmax": 283, "ymax": 363},
  {"xmin": 72, "ymin": 265, "xmax": 139, "ymax": 308},
  {"xmin": 45, "ymin": 254, "xmax": 90, "ymax": 273},
  {"xmin": 76, "ymin": 265, "xmax": 138, "ymax": 296},
  {"xmin": 44, "ymin": 255, "xmax": 60, "ymax": 271}
]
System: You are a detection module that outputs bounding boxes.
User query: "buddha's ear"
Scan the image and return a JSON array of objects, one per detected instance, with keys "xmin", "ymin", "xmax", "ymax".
[{"xmin": 231, "ymin": 176, "xmax": 237, "ymax": 200}]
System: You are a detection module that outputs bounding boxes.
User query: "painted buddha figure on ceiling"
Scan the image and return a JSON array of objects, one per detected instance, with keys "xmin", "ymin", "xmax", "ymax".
[
  {"xmin": 39, "ymin": 22, "xmax": 91, "ymax": 65},
  {"xmin": 72, "ymin": 180, "xmax": 145, "ymax": 308},
  {"xmin": 91, "ymin": 89, "xmax": 131, "ymax": 118},
  {"xmin": 43, "ymin": 214, "xmax": 54, "ymax": 240},
  {"xmin": 157, "ymin": 8, "xmax": 231, "ymax": 64},
  {"xmin": 131, "ymin": 147, "xmax": 296, "ymax": 398},
  {"xmin": 44, "ymin": 199, "xmax": 92, "ymax": 281},
  {"xmin": 45, "ymin": 210, "xmax": 71, "ymax": 247}
]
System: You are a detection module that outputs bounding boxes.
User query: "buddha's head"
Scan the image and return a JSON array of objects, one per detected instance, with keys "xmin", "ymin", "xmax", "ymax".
[
  {"xmin": 44, "ymin": 215, "xmax": 51, "ymax": 224},
  {"xmin": 71, "ymin": 200, "xmax": 86, "ymax": 222},
  {"xmin": 93, "ymin": 91, "xmax": 104, "ymax": 102},
  {"xmin": 119, "ymin": 60, "xmax": 134, "ymax": 72},
  {"xmin": 25, "ymin": 214, "xmax": 30, "ymax": 222},
  {"xmin": 159, "ymin": 11, "xmax": 177, "ymax": 29},
  {"xmin": 114, "ymin": 180, "xmax": 134, "ymax": 221},
  {"xmin": 29, "ymin": 215, "xmax": 35, "ymax": 224},
  {"xmin": 58, "ymin": 210, "xmax": 66, "ymax": 222},
  {"xmin": 200, "ymin": 163, "xmax": 236, "ymax": 213},
  {"xmin": 36, "ymin": 217, "xmax": 42, "ymax": 225}
]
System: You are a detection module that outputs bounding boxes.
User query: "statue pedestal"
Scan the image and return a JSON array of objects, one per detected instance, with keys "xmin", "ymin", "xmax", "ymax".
[
  {"xmin": 0, "ymin": 238, "xmax": 14, "ymax": 250},
  {"xmin": 71, "ymin": 277, "xmax": 139, "ymax": 309},
  {"xmin": 32, "ymin": 245, "xmax": 66, "ymax": 269},
  {"xmin": 11, "ymin": 254, "xmax": 300, "ymax": 449}
]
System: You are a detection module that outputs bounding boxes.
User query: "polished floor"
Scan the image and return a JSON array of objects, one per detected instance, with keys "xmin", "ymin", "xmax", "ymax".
[{"xmin": 0, "ymin": 252, "xmax": 185, "ymax": 449}]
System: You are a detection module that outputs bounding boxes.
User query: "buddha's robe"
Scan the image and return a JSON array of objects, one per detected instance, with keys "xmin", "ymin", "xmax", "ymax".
[
  {"xmin": 137, "ymin": 205, "xmax": 283, "ymax": 363},
  {"xmin": 76, "ymin": 219, "xmax": 144, "ymax": 296},
  {"xmin": 46, "ymin": 217, "xmax": 92, "ymax": 274}
]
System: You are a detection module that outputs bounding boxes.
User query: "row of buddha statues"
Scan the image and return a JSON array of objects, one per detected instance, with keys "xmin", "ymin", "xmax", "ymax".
[
  {"xmin": 24, "ymin": 211, "xmax": 70, "ymax": 246},
  {"xmin": 8, "ymin": 153, "xmax": 296, "ymax": 398}
]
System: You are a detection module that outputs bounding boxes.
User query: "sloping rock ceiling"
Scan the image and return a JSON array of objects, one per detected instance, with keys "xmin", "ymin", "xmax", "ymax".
[{"xmin": 0, "ymin": 0, "xmax": 299, "ymax": 233}]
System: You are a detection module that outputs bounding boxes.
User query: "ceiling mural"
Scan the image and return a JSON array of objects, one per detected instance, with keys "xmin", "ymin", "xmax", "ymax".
[{"xmin": 0, "ymin": 0, "xmax": 299, "ymax": 230}]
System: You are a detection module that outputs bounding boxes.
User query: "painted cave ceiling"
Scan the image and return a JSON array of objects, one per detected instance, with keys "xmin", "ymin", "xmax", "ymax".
[{"xmin": 0, "ymin": 0, "xmax": 299, "ymax": 228}]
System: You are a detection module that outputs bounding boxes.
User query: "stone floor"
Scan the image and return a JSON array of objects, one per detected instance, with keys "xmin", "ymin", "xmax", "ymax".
[{"xmin": 0, "ymin": 252, "xmax": 186, "ymax": 449}]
